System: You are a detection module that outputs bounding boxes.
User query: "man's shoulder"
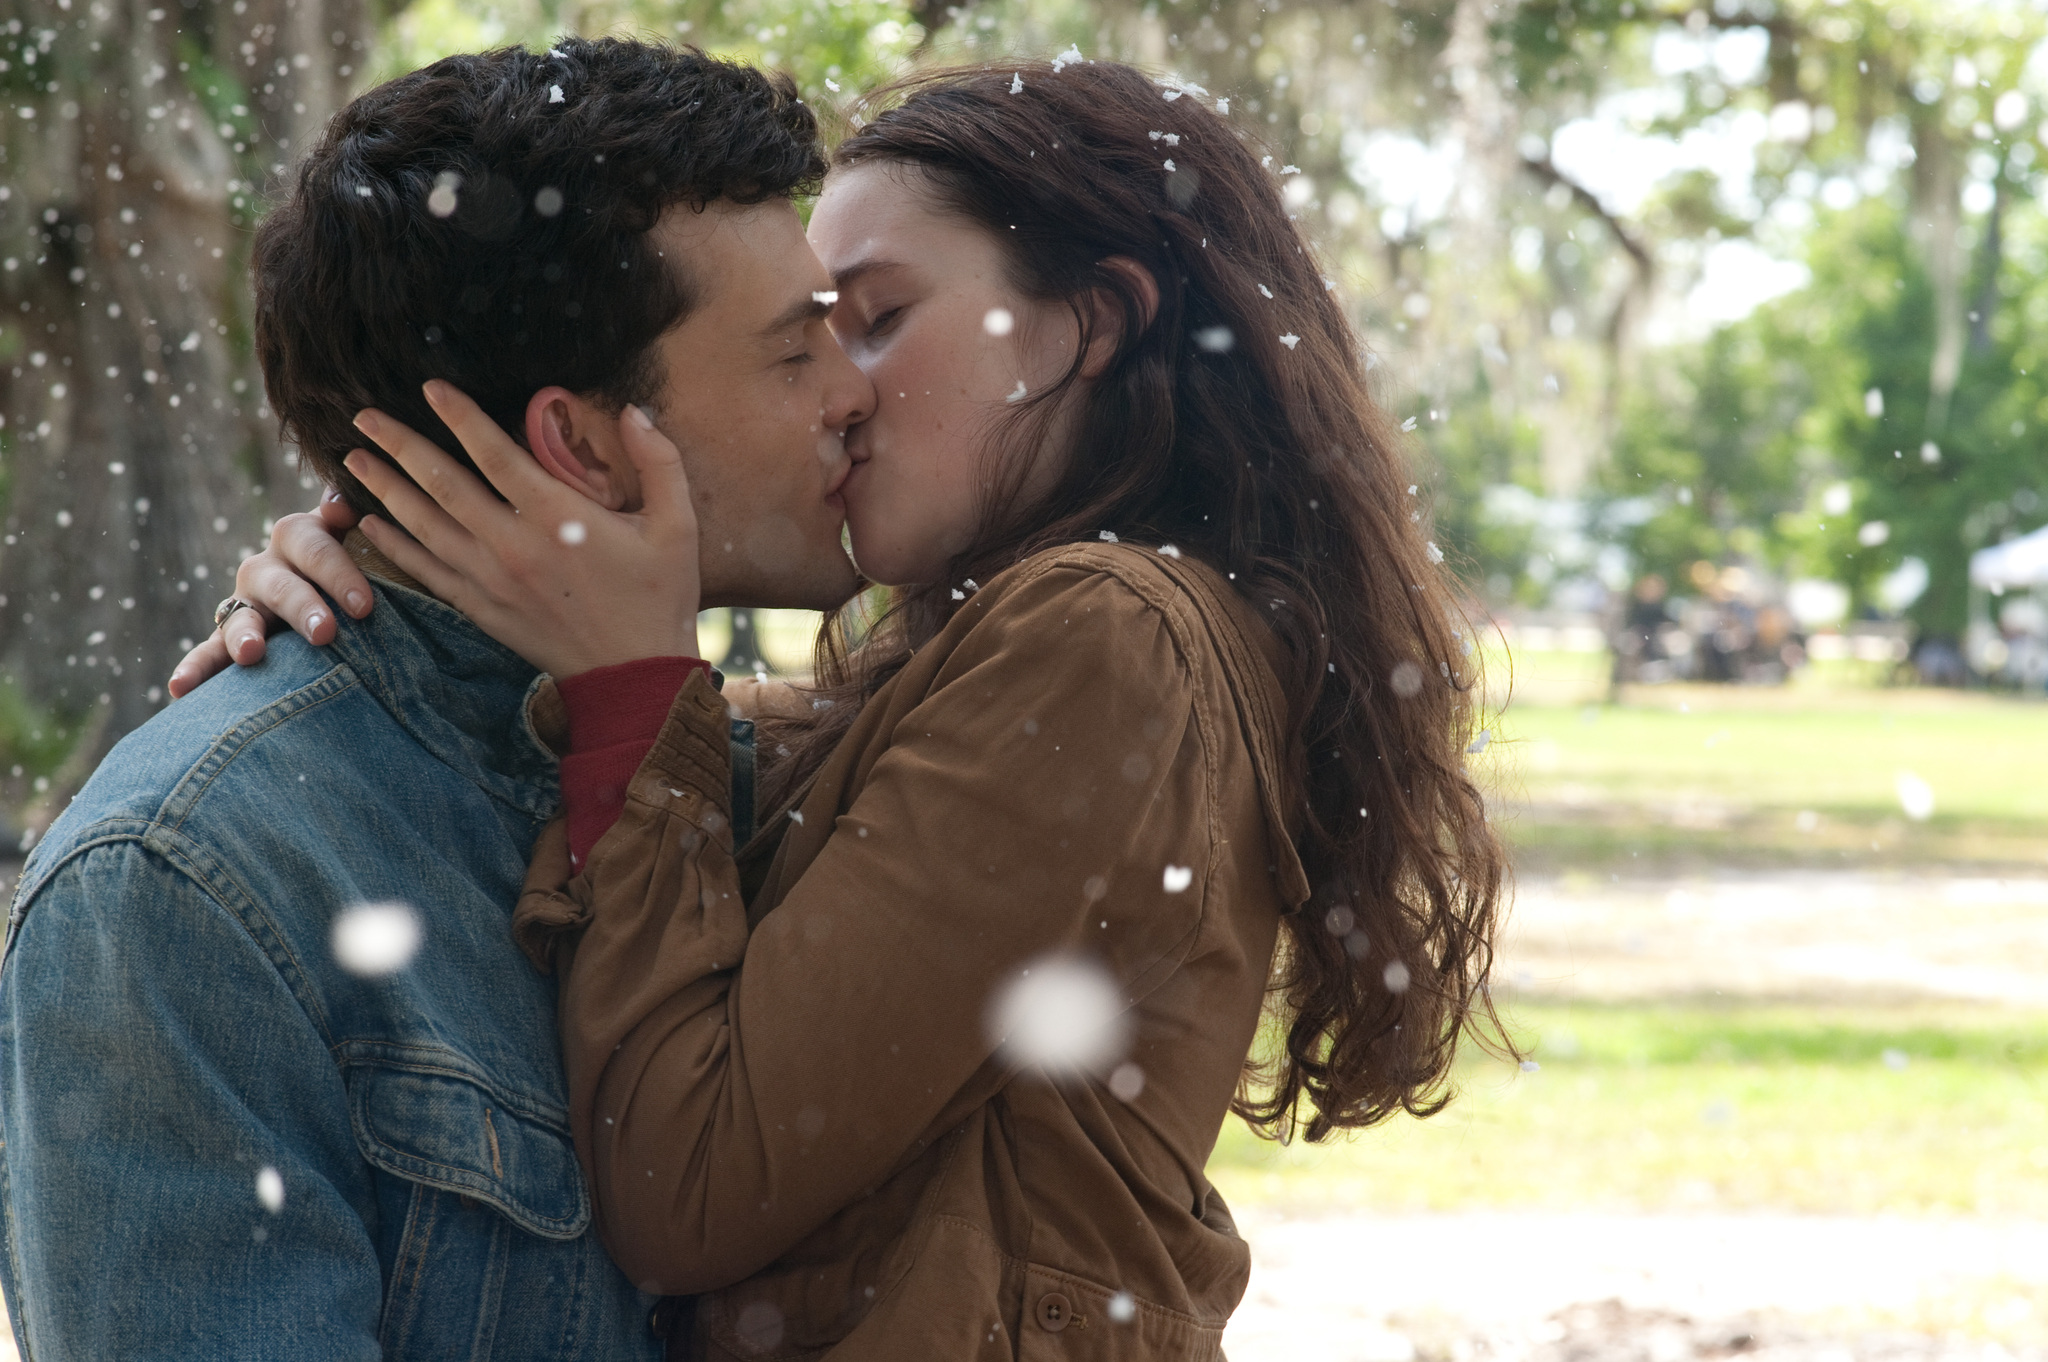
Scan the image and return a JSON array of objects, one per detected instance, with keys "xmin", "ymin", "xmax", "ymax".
[{"xmin": 13, "ymin": 636, "xmax": 387, "ymax": 908}]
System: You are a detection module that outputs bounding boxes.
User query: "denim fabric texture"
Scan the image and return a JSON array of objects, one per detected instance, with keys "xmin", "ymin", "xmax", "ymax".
[{"xmin": 0, "ymin": 579, "xmax": 664, "ymax": 1362}]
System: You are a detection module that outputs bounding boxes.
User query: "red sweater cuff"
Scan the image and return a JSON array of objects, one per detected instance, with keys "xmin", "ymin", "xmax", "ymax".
[{"xmin": 557, "ymin": 657, "xmax": 711, "ymax": 868}]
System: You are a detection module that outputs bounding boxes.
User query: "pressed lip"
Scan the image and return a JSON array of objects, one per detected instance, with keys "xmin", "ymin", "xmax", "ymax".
[{"xmin": 824, "ymin": 457, "xmax": 854, "ymax": 500}]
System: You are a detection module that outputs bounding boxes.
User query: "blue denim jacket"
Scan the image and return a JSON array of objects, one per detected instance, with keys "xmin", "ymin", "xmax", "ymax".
[{"xmin": 0, "ymin": 580, "xmax": 665, "ymax": 1362}]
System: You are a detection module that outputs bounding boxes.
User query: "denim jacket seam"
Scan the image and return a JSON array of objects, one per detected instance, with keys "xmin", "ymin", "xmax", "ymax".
[
  {"xmin": 5, "ymin": 822, "xmax": 343, "ymax": 1049},
  {"xmin": 8, "ymin": 664, "xmax": 359, "ymax": 918},
  {"xmin": 330, "ymin": 1039, "xmax": 571, "ymax": 1132},
  {"xmin": 154, "ymin": 666, "xmax": 362, "ymax": 838},
  {"xmin": 151, "ymin": 821, "xmax": 344, "ymax": 1043}
]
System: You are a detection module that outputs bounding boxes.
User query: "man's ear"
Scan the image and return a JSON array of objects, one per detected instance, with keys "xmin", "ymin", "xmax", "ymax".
[
  {"xmin": 524, "ymin": 387, "xmax": 638, "ymax": 512},
  {"xmin": 1079, "ymin": 256, "xmax": 1162, "ymax": 379}
]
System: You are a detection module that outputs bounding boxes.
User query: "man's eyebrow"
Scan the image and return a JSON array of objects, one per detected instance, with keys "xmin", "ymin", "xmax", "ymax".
[{"xmin": 757, "ymin": 294, "xmax": 830, "ymax": 340}]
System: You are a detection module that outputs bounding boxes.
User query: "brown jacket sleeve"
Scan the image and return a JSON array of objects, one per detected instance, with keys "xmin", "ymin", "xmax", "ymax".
[{"xmin": 536, "ymin": 565, "xmax": 1237, "ymax": 1295}]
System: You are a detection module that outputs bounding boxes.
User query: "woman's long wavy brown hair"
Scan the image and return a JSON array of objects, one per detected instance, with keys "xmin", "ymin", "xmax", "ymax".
[{"xmin": 753, "ymin": 58, "xmax": 1512, "ymax": 1141}]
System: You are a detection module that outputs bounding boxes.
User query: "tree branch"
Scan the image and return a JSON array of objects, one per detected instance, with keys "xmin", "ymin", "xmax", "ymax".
[{"xmin": 1520, "ymin": 154, "xmax": 1655, "ymax": 285}]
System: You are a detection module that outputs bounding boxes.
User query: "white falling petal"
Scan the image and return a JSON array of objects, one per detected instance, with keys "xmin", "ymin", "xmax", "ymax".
[
  {"xmin": 1520, "ymin": 1059, "xmax": 1541, "ymax": 1072},
  {"xmin": 1467, "ymin": 728, "xmax": 1492, "ymax": 755},
  {"xmin": 1163, "ymin": 158, "xmax": 1176, "ymax": 172},
  {"xmin": 1108, "ymin": 1291, "xmax": 1138, "ymax": 1323},
  {"xmin": 1098, "ymin": 530, "xmax": 1120, "ymax": 542},
  {"xmin": 982, "ymin": 307, "xmax": 1014, "ymax": 336},
  {"xmin": 255, "ymin": 1166, "xmax": 285, "ymax": 1213},
  {"xmin": 990, "ymin": 957, "xmax": 1128, "ymax": 1071},
  {"xmin": 1005, "ymin": 379, "xmax": 1028, "ymax": 402},
  {"xmin": 1382, "ymin": 960, "xmax": 1411, "ymax": 993},
  {"xmin": 331, "ymin": 903, "xmax": 422, "ymax": 977},
  {"xmin": 1157, "ymin": 543, "xmax": 1182, "ymax": 558},
  {"xmin": 1258, "ymin": 284, "xmax": 1274, "ymax": 299},
  {"xmin": 951, "ymin": 588, "xmax": 966, "ymax": 600},
  {"xmin": 824, "ymin": 78, "xmax": 840, "ymax": 92},
  {"xmin": 1051, "ymin": 44, "xmax": 1085, "ymax": 72},
  {"xmin": 427, "ymin": 171, "xmax": 460, "ymax": 218},
  {"xmin": 1162, "ymin": 865, "xmax": 1193, "ymax": 892},
  {"xmin": 1216, "ymin": 98, "xmax": 1229, "ymax": 115},
  {"xmin": 1400, "ymin": 416, "xmax": 1418, "ymax": 431},
  {"xmin": 557, "ymin": 520, "xmax": 587, "ymax": 545},
  {"xmin": 1279, "ymin": 333, "xmax": 1300, "ymax": 349},
  {"xmin": 1010, "ymin": 73, "xmax": 1024, "ymax": 95},
  {"xmin": 1895, "ymin": 770, "xmax": 1935, "ymax": 821},
  {"xmin": 1108, "ymin": 1064, "xmax": 1145, "ymax": 1102},
  {"xmin": 1426, "ymin": 541, "xmax": 1444, "ymax": 564},
  {"xmin": 548, "ymin": 84, "xmax": 565, "ymax": 104},
  {"xmin": 811, "ymin": 290, "xmax": 839, "ymax": 304}
]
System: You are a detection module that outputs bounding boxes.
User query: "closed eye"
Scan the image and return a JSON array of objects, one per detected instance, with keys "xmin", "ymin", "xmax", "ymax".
[{"xmin": 865, "ymin": 306, "xmax": 903, "ymax": 338}]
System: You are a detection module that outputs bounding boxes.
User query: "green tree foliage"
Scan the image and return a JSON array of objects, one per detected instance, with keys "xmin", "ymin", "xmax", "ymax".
[{"xmin": 1607, "ymin": 185, "xmax": 2047, "ymax": 638}]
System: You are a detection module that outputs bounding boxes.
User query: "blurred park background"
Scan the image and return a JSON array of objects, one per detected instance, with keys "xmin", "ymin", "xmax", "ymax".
[{"xmin": 2, "ymin": 0, "xmax": 2047, "ymax": 1358}]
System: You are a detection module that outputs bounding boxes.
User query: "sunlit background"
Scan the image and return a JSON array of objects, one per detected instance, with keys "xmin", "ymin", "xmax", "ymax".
[{"xmin": 3, "ymin": 0, "xmax": 2046, "ymax": 1358}]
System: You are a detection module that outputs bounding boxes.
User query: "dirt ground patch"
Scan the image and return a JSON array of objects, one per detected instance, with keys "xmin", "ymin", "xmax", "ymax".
[
  {"xmin": 1502, "ymin": 869, "xmax": 2048, "ymax": 1006},
  {"xmin": 1224, "ymin": 1213, "xmax": 2048, "ymax": 1362}
]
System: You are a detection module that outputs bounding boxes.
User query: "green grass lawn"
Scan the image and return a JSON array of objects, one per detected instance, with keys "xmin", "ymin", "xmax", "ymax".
[
  {"xmin": 1208, "ymin": 1002, "xmax": 2048, "ymax": 1218},
  {"xmin": 1479, "ymin": 650, "xmax": 2048, "ymax": 869}
]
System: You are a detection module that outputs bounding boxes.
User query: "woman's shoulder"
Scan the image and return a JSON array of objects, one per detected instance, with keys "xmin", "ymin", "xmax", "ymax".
[
  {"xmin": 973, "ymin": 538, "xmax": 1235, "ymax": 632},
  {"xmin": 933, "ymin": 539, "xmax": 1288, "ymax": 717}
]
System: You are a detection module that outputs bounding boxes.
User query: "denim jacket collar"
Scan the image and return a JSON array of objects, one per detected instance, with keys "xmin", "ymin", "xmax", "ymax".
[{"xmin": 326, "ymin": 564, "xmax": 560, "ymax": 823}]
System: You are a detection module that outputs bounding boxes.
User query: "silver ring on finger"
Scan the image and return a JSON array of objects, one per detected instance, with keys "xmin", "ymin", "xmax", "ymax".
[{"xmin": 212, "ymin": 595, "xmax": 255, "ymax": 631}]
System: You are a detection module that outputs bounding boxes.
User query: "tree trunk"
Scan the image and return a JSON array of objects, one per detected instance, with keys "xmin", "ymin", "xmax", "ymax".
[
  {"xmin": 0, "ymin": 0, "xmax": 365, "ymax": 792},
  {"xmin": 1908, "ymin": 115, "xmax": 1964, "ymax": 435}
]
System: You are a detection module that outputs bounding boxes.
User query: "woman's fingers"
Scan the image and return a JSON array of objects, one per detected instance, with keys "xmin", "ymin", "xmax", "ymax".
[
  {"xmin": 353, "ymin": 408, "xmax": 519, "ymax": 544},
  {"xmin": 234, "ymin": 549, "xmax": 336, "ymax": 647},
  {"xmin": 167, "ymin": 633, "xmax": 233, "ymax": 699},
  {"xmin": 357, "ymin": 514, "xmax": 471, "ymax": 607},
  {"xmin": 317, "ymin": 487, "xmax": 363, "ymax": 534},
  {"xmin": 221, "ymin": 605, "xmax": 277, "ymax": 666},
  {"xmin": 271, "ymin": 513, "xmax": 375, "ymax": 619},
  {"xmin": 619, "ymin": 404, "xmax": 695, "ymax": 533},
  {"xmin": 421, "ymin": 381, "xmax": 562, "ymax": 513},
  {"xmin": 343, "ymin": 448, "xmax": 481, "ymax": 574}
]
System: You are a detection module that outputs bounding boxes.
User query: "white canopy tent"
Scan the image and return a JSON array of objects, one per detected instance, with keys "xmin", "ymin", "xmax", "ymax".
[{"xmin": 1970, "ymin": 524, "xmax": 2048, "ymax": 592}]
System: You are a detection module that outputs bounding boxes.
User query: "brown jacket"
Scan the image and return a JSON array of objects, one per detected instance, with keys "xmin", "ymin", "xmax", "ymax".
[{"xmin": 515, "ymin": 542, "xmax": 1311, "ymax": 1360}]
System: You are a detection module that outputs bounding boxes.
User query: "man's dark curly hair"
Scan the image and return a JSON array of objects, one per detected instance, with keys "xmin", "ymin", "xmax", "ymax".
[{"xmin": 253, "ymin": 38, "xmax": 826, "ymax": 511}]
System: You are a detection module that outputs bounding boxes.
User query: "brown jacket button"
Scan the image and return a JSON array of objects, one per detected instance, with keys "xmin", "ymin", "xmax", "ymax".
[{"xmin": 1035, "ymin": 1292, "xmax": 1074, "ymax": 1332}]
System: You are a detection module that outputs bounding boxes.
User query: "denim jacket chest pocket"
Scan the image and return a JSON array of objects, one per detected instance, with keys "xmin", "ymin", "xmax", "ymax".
[{"xmin": 343, "ymin": 1047, "xmax": 606, "ymax": 1359}]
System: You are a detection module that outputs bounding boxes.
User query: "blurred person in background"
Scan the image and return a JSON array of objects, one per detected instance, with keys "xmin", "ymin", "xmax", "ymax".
[{"xmin": 1609, "ymin": 572, "xmax": 1671, "ymax": 694}]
